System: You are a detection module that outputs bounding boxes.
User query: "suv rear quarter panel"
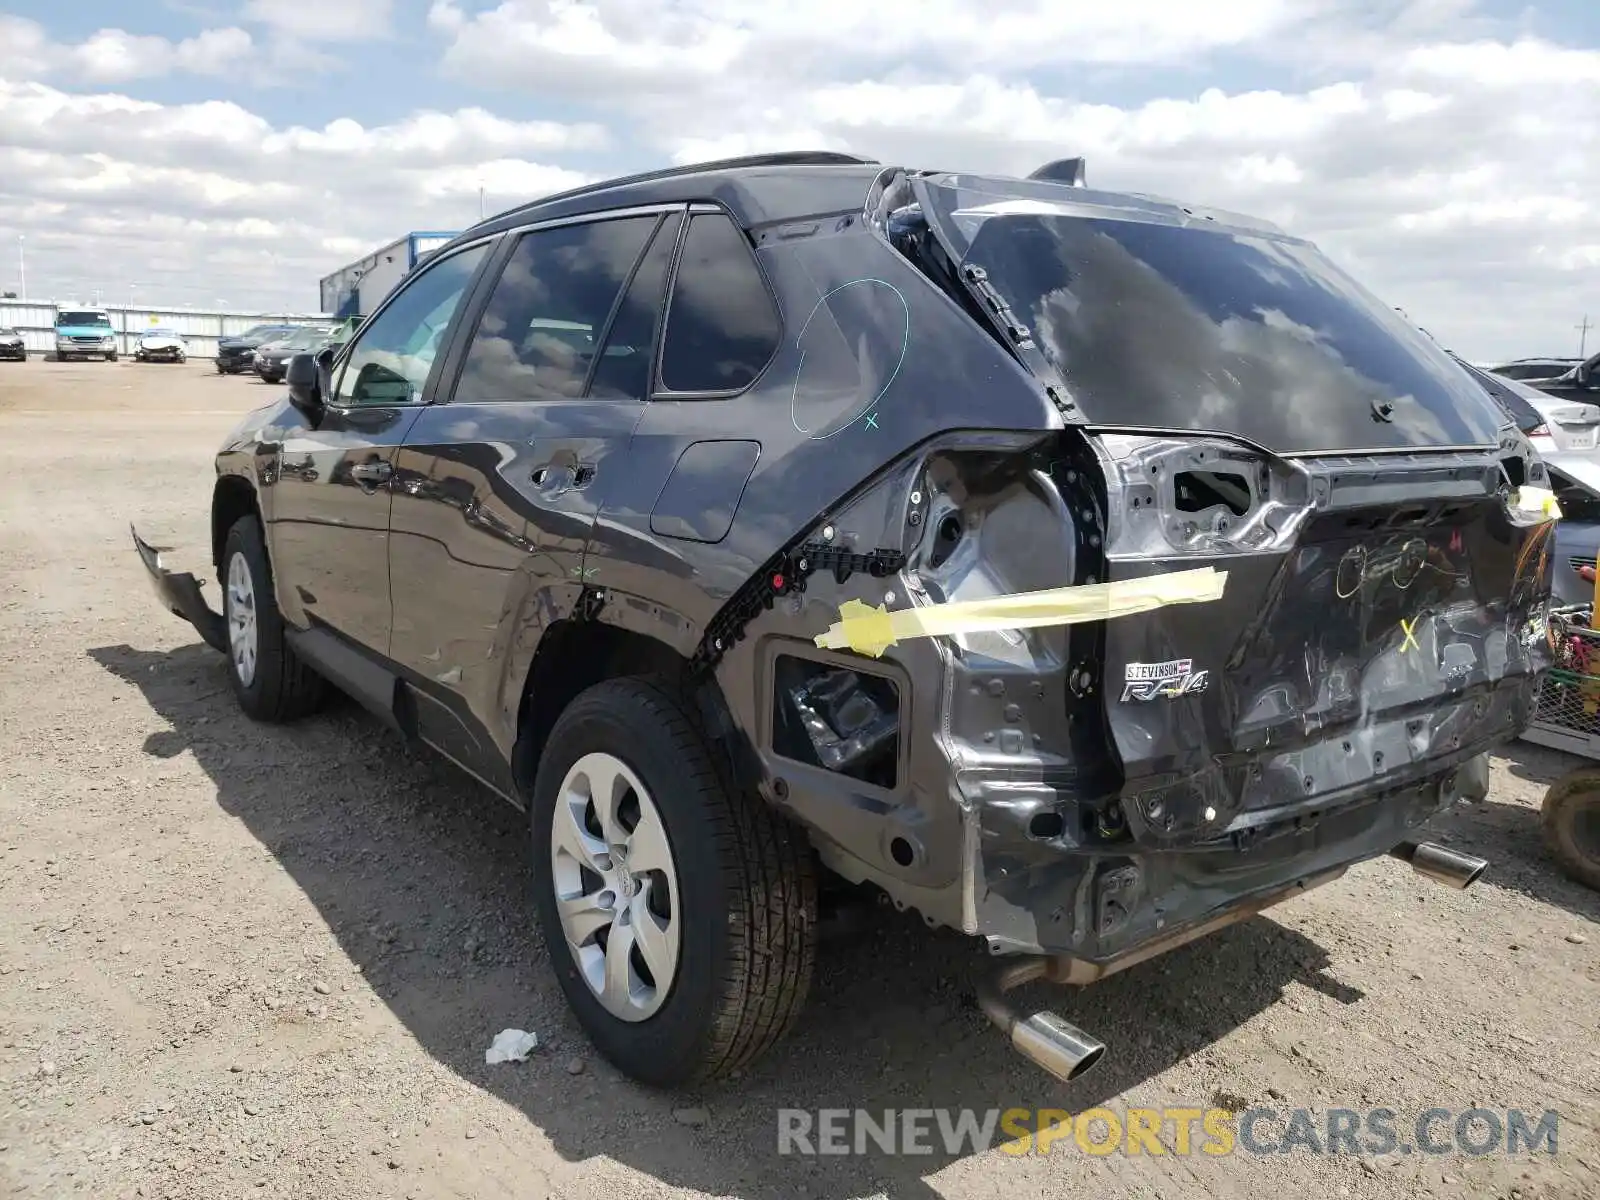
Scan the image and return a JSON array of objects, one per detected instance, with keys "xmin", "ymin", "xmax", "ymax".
[{"xmin": 585, "ymin": 214, "xmax": 1059, "ymax": 654}]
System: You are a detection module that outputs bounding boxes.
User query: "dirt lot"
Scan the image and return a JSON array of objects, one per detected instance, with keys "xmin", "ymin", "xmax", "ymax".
[{"xmin": 0, "ymin": 358, "xmax": 1597, "ymax": 1200}]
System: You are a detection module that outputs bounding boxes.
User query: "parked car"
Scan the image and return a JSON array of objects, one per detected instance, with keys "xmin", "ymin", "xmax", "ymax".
[
  {"xmin": 1518, "ymin": 350, "xmax": 1600, "ymax": 408},
  {"xmin": 134, "ymin": 327, "xmax": 188, "ymax": 363},
  {"xmin": 1542, "ymin": 452, "xmax": 1600, "ymax": 605},
  {"xmin": 1451, "ymin": 353, "xmax": 1600, "ymax": 455},
  {"xmin": 133, "ymin": 149, "xmax": 1552, "ymax": 1089},
  {"xmin": 253, "ymin": 325, "xmax": 334, "ymax": 383},
  {"xmin": 1489, "ymin": 357, "xmax": 1584, "ymax": 382},
  {"xmin": 53, "ymin": 307, "xmax": 116, "ymax": 361},
  {"xmin": 215, "ymin": 324, "xmax": 298, "ymax": 375},
  {"xmin": 322, "ymin": 315, "xmax": 360, "ymax": 357},
  {"xmin": 0, "ymin": 327, "xmax": 24, "ymax": 361}
]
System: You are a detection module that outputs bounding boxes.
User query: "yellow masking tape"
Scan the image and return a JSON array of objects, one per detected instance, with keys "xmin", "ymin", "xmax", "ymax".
[
  {"xmin": 1511, "ymin": 485, "xmax": 1561, "ymax": 522},
  {"xmin": 813, "ymin": 566, "xmax": 1230, "ymax": 658}
]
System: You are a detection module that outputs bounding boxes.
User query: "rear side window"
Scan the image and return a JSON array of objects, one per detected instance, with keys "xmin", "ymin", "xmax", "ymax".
[
  {"xmin": 589, "ymin": 214, "xmax": 680, "ymax": 402},
  {"xmin": 658, "ymin": 213, "xmax": 780, "ymax": 393},
  {"xmin": 452, "ymin": 216, "xmax": 657, "ymax": 402}
]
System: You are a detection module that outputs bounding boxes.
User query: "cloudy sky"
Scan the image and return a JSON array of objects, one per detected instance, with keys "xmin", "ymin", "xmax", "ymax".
[{"xmin": 0, "ymin": 0, "xmax": 1596, "ymax": 362}]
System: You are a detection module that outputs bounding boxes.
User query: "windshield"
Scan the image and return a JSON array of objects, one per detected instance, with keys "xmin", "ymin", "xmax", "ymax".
[
  {"xmin": 238, "ymin": 325, "xmax": 287, "ymax": 340},
  {"xmin": 280, "ymin": 327, "xmax": 330, "ymax": 350},
  {"xmin": 57, "ymin": 311, "xmax": 111, "ymax": 328},
  {"xmin": 1495, "ymin": 361, "xmax": 1577, "ymax": 381},
  {"xmin": 914, "ymin": 177, "xmax": 1507, "ymax": 454},
  {"xmin": 144, "ymin": 327, "xmax": 179, "ymax": 336}
]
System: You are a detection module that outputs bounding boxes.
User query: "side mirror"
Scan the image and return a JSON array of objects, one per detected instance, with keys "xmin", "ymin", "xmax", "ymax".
[
  {"xmin": 314, "ymin": 343, "xmax": 336, "ymax": 385},
  {"xmin": 285, "ymin": 353, "xmax": 323, "ymax": 422}
]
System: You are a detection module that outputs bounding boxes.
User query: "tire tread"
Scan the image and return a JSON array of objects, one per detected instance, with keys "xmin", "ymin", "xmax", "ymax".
[
  {"xmin": 539, "ymin": 675, "xmax": 816, "ymax": 1085},
  {"xmin": 1541, "ymin": 769, "xmax": 1600, "ymax": 891},
  {"xmin": 221, "ymin": 515, "xmax": 324, "ymax": 723}
]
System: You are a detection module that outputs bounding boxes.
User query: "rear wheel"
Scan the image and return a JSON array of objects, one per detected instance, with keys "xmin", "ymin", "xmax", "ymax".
[
  {"xmin": 529, "ymin": 677, "xmax": 817, "ymax": 1086},
  {"xmin": 219, "ymin": 515, "xmax": 325, "ymax": 723},
  {"xmin": 1542, "ymin": 769, "xmax": 1600, "ymax": 891}
]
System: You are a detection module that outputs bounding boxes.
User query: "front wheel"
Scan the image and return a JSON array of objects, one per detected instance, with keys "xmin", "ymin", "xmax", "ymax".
[
  {"xmin": 219, "ymin": 514, "xmax": 325, "ymax": 722},
  {"xmin": 529, "ymin": 677, "xmax": 817, "ymax": 1087},
  {"xmin": 107, "ymin": 352, "xmax": 117, "ymax": 362}
]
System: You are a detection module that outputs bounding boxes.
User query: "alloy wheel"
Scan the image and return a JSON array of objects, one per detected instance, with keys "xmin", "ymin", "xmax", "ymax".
[
  {"xmin": 549, "ymin": 751, "xmax": 681, "ymax": 1021},
  {"xmin": 225, "ymin": 550, "xmax": 258, "ymax": 687}
]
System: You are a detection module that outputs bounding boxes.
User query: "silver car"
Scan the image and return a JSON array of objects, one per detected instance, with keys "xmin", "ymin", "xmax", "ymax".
[
  {"xmin": 1545, "ymin": 451, "xmax": 1600, "ymax": 605},
  {"xmin": 1454, "ymin": 356, "xmax": 1600, "ymax": 455}
]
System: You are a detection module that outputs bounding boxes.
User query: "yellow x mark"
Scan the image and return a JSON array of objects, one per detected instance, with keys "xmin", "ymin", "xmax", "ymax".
[{"xmin": 1399, "ymin": 617, "xmax": 1420, "ymax": 653}]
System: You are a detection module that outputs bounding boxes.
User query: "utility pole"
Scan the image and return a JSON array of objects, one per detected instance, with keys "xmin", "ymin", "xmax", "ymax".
[
  {"xmin": 479, "ymin": 184, "xmax": 486, "ymax": 221},
  {"xmin": 16, "ymin": 235, "xmax": 24, "ymax": 300},
  {"xmin": 1579, "ymin": 313, "xmax": 1594, "ymax": 358}
]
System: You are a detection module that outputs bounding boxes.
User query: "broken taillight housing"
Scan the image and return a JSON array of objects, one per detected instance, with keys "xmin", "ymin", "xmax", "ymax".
[{"xmin": 1086, "ymin": 433, "xmax": 1315, "ymax": 560}]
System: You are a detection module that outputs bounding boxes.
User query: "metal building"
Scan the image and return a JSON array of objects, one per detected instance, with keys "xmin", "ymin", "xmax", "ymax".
[{"xmin": 318, "ymin": 231, "xmax": 459, "ymax": 321}]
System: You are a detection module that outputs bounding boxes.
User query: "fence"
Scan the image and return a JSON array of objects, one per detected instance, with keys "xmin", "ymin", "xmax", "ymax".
[{"xmin": 0, "ymin": 301, "xmax": 333, "ymax": 359}]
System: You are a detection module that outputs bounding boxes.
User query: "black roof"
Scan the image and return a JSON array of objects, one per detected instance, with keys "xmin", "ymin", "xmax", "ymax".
[{"xmin": 459, "ymin": 151, "xmax": 886, "ymax": 245}]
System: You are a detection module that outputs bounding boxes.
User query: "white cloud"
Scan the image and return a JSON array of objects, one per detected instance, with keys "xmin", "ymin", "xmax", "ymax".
[
  {"xmin": 1, "ymin": 1, "xmax": 1597, "ymax": 363},
  {"xmin": 432, "ymin": 0, "xmax": 1318, "ymax": 87},
  {"xmin": 0, "ymin": 16, "xmax": 254, "ymax": 83},
  {"xmin": 244, "ymin": 0, "xmax": 394, "ymax": 42},
  {"xmin": 425, "ymin": 1, "xmax": 1600, "ymax": 362},
  {"xmin": 0, "ymin": 79, "xmax": 597, "ymax": 309}
]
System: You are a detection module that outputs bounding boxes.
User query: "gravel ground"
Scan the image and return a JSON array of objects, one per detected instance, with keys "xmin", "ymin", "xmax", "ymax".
[{"xmin": 1, "ymin": 359, "xmax": 1597, "ymax": 1200}]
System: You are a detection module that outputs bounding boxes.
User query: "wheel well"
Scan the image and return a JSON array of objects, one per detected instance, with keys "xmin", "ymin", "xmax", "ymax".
[
  {"xmin": 511, "ymin": 621, "xmax": 747, "ymax": 799},
  {"xmin": 211, "ymin": 476, "xmax": 258, "ymax": 574}
]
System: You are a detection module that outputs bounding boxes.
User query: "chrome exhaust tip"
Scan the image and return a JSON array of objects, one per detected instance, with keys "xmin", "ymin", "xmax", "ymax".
[
  {"xmin": 976, "ymin": 959, "xmax": 1106, "ymax": 1082},
  {"xmin": 1389, "ymin": 840, "xmax": 1489, "ymax": 890}
]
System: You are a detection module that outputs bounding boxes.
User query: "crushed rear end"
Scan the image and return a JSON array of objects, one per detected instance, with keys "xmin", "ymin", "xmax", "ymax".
[{"xmin": 867, "ymin": 170, "xmax": 1555, "ymax": 1076}]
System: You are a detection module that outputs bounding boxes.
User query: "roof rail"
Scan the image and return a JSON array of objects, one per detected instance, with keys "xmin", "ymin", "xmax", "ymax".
[{"xmin": 487, "ymin": 150, "xmax": 881, "ymax": 226}]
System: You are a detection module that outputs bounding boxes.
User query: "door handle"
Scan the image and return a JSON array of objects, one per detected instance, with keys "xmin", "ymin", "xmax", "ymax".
[
  {"xmin": 350, "ymin": 460, "xmax": 393, "ymax": 486},
  {"xmin": 531, "ymin": 463, "xmax": 575, "ymax": 493}
]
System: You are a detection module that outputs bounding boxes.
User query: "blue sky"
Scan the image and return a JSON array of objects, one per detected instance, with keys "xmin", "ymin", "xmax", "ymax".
[{"xmin": 1, "ymin": 1, "xmax": 1597, "ymax": 360}]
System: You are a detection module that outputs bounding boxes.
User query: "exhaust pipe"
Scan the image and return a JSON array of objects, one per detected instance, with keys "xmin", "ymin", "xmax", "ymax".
[
  {"xmin": 970, "ymin": 868, "xmax": 1354, "ymax": 1081},
  {"xmin": 976, "ymin": 959, "xmax": 1106, "ymax": 1082},
  {"xmin": 1389, "ymin": 840, "xmax": 1489, "ymax": 889}
]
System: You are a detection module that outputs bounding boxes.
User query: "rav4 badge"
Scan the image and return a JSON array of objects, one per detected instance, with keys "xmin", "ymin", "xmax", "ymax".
[{"xmin": 1122, "ymin": 658, "xmax": 1210, "ymax": 702}]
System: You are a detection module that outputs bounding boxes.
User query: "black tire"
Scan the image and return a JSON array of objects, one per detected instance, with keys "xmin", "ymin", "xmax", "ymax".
[
  {"xmin": 529, "ymin": 676, "xmax": 817, "ymax": 1087},
  {"xmin": 1542, "ymin": 770, "xmax": 1600, "ymax": 891},
  {"xmin": 107, "ymin": 352, "xmax": 117, "ymax": 362},
  {"xmin": 219, "ymin": 514, "xmax": 325, "ymax": 723}
]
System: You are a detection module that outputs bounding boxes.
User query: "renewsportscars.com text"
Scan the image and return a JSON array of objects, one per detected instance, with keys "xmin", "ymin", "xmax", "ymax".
[{"xmin": 776, "ymin": 1106, "xmax": 1560, "ymax": 1157}]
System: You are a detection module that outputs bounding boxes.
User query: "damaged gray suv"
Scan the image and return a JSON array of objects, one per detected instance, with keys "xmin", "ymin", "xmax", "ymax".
[{"xmin": 133, "ymin": 150, "xmax": 1556, "ymax": 1087}]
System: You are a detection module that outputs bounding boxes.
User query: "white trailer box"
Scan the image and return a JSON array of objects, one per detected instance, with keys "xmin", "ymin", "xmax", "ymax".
[{"xmin": 319, "ymin": 231, "xmax": 459, "ymax": 321}]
